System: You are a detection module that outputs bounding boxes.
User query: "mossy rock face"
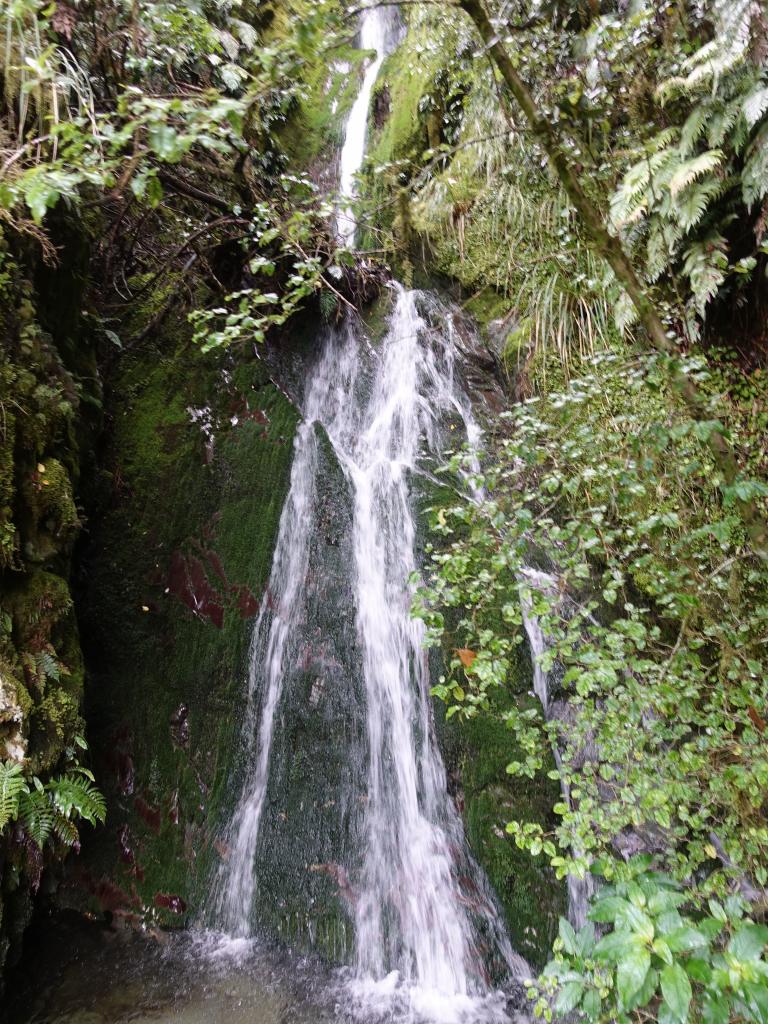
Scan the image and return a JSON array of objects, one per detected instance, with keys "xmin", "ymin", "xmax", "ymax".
[
  {"xmin": 452, "ymin": 692, "xmax": 567, "ymax": 971},
  {"xmin": 245, "ymin": 421, "xmax": 364, "ymax": 961},
  {"xmin": 68, "ymin": 305, "xmax": 299, "ymax": 930},
  {"xmin": 0, "ymin": 223, "xmax": 95, "ymax": 981}
]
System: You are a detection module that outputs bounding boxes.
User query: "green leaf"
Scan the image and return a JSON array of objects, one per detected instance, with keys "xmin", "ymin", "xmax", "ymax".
[
  {"xmin": 576, "ymin": 922, "xmax": 596, "ymax": 957},
  {"xmin": 594, "ymin": 930, "xmax": 644, "ymax": 962},
  {"xmin": 558, "ymin": 916, "xmax": 578, "ymax": 955},
  {"xmin": 589, "ymin": 896, "xmax": 628, "ymax": 923},
  {"xmin": 685, "ymin": 958, "xmax": 712, "ymax": 984},
  {"xmin": 660, "ymin": 962, "xmax": 692, "ymax": 1022},
  {"xmin": 555, "ymin": 980, "xmax": 584, "ymax": 1013},
  {"xmin": 653, "ymin": 938, "xmax": 674, "ymax": 965},
  {"xmin": 702, "ymin": 995, "xmax": 729, "ymax": 1024},
  {"xmin": 743, "ymin": 981, "xmax": 768, "ymax": 1024},
  {"xmin": 0, "ymin": 762, "xmax": 27, "ymax": 830},
  {"xmin": 617, "ymin": 946, "xmax": 651, "ymax": 1007},
  {"xmin": 665, "ymin": 927, "xmax": 708, "ymax": 953},
  {"xmin": 728, "ymin": 924, "xmax": 768, "ymax": 961},
  {"xmin": 619, "ymin": 903, "xmax": 655, "ymax": 942},
  {"xmin": 581, "ymin": 988, "xmax": 601, "ymax": 1020}
]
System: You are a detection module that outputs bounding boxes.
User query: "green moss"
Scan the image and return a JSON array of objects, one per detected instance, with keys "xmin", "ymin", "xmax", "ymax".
[
  {"xmin": 74, "ymin": 304, "xmax": 299, "ymax": 926},
  {"xmin": 457, "ymin": 694, "xmax": 566, "ymax": 970},
  {"xmin": 0, "ymin": 220, "xmax": 96, "ymax": 979},
  {"xmin": 280, "ymin": 47, "xmax": 368, "ymax": 167}
]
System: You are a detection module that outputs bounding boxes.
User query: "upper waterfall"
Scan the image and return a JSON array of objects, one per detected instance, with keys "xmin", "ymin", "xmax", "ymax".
[{"xmin": 336, "ymin": 7, "xmax": 398, "ymax": 246}]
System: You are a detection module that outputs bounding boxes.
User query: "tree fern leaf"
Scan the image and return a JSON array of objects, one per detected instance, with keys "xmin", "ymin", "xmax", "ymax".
[
  {"xmin": 0, "ymin": 761, "xmax": 28, "ymax": 830},
  {"xmin": 669, "ymin": 151, "xmax": 724, "ymax": 197},
  {"xmin": 674, "ymin": 178, "xmax": 726, "ymax": 232},
  {"xmin": 646, "ymin": 221, "xmax": 681, "ymax": 282},
  {"xmin": 708, "ymin": 96, "xmax": 743, "ymax": 148}
]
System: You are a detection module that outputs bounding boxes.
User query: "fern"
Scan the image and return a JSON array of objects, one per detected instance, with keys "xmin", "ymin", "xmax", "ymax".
[
  {"xmin": 742, "ymin": 123, "xmax": 768, "ymax": 207},
  {"xmin": 657, "ymin": 0, "xmax": 754, "ymax": 100},
  {"xmin": 49, "ymin": 773, "xmax": 106, "ymax": 826},
  {"xmin": 17, "ymin": 788, "xmax": 55, "ymax": 847},
  {"xmin": 0, "ymin": 761, "xmax": 27, "ymax": 829},
  {"xmin": 682, "ymin": 235, "xmax": 729, "ymax": 317},
  {"xmin": 743, "ymin": 85, "xmax": 768, "ymax": 130},
  {"xmin": 669, "ymin": 151, "xmax": 725, "ymax": 197},
  {"xmin": 680, "ymin": 106, "xmax": 710, "ymax": 155},
  {"xmin": 35, "ymin": 649, "xmax": 61, "ymax": 682},
  {"xmin": 674, "ymin": 178, "xmax": 729, "ymax": 232},
  {"xmin": 52, "ymin": 814, "xmax": 80, "ymax": 848}
]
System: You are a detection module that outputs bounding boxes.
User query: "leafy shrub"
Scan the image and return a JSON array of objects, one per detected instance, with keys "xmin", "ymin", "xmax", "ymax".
[{"xmin": 533, "ymin": 856, "xmax": 768, "ymax": 1024}]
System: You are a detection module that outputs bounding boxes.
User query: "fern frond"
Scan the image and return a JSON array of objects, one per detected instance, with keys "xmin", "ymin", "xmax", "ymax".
[
  {"xmin": 49, "ymin": 774, "xmax": 106, "ymax": 826},
  {"xmin": 52, "ymin": 814, "xmax": 80, "ymax": 848},
  {"xmin": 741, "ymin": 124, "xmax": 768, "ymax": 207},
  {"xmin": 658, "ymin": 0, "xmax": 753, "ymax": 102},
  {"xmin": 743, "ymin": 84, "xmax": 768, "ymax": 130},
  {"xmin": 646, "ymin": 221, "xmax": 682, "ymax": 282},
  {"xmin": 17, "ymin": 789, "xmax": 55, "ymax": 847},
  {"xmin": 669, "ymin": 151, "xmax": 724, "ymax": 197},
  {"xmin": 35, "ymin": 649, "xmax": 61, "ymax": 682},
  {"xmin": 682, "ymin": 235, "xmax": 729, "ymax": 317},
  {"xmin": 0, "ymin": 761, "xmax": 28, "ymax": 830},
  {"xmin": 706, "ymin": 96, "xmax": 740, "ymax": 148},
  {"xmin": 674, "ymin": 178, "xmax": 728, "ymax": 232},
  {"xmin": 680, "ymin": 107, "xmax": 710, "ymax": 155}
]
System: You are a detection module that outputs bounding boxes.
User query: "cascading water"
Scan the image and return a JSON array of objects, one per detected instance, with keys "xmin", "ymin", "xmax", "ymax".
[
  {"xmin": 210, "ymin": 6, "xmax": 527, "ymax": 1020},
  {"xmin": 336, "ymin": 10, "xmax": 399, "ymax": 245}
]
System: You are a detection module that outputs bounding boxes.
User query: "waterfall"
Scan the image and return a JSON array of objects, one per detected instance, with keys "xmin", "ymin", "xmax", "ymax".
[
  {"xmin": 336, "ymin": 8, "xmax": 398, "ymax": 245},
  {"xmin": 210, "ymin": 6, "xmax": 527, "ymax": 1018}
]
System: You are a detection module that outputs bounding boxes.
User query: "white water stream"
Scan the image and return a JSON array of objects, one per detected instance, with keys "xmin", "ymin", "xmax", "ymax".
[{"xmin": 211, "ymin": 8, "xmax": 526, "ymax": 1020}]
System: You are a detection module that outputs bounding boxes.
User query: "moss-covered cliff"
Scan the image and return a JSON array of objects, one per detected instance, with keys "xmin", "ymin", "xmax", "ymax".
[
  {"xmin": 0, "ymin": 221, "xmax": 99, "ymax": 976},
  {"xmin": 63, "ymin": 284, "xmax": 299, "ymax": 927}
]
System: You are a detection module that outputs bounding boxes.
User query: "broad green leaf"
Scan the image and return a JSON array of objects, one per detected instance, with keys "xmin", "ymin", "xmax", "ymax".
[
  {"xmin": 594, "ymin": 930, "xmax": 644, "ymax": 962},
  {"xmin": 589, "ymin": 897, "xmax": 628, "ymax": 923},
  {"xmin": 666, "ymin": 927, "xmax": 708, "ymax": 953},
  {"xmin": 743, "ymin": 981, "xmax": 768, "ymax": 1024},
  {"xmin": 660, "ymin": 962, "xmax": 692, "ymax": 1022},
  {"xmin": 581, "ymin": 988, "xmax": 601, "ymax": 1020},
  {"xmin": 617, "ymin": 946, "xmax": 651, "ymax": 1006},
  {"xmin": 619, "ymin": 903, "xmax": 655, "ymax": 942},
  {"xmin": 555, "ymin": 980, "xmax": 584, "ymax": 1013},
  {"xmin": 729, "ymin": 924, "xmax": 768, "ymax": 961},
  {"xmin": 559, "ymin": 916, "xmax": 578, "ymax": 955},
  {"xmin": 702, "ymin": 995, "xmax": 729, "ymax": 1024},
  {"xmin": 652, "ymin": 938, "xmax": 674, "ymax": 964}
]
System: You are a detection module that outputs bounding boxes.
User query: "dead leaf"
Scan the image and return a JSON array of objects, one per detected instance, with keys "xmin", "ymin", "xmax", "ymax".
[
  {"xmin": 748, "ymin": 706, "xmax": 766, "ymax": 733},
  {"xmin": 51, "ymin": 3, "xmax": 77, "ymax": 39},
  {"xmin": 455, "ymin": 648, "xmax": 477, "ymax": 670}
]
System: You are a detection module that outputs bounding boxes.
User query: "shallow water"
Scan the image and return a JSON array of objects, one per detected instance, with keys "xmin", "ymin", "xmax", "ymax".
[
  {"xmin": 7, "ymin": 918, "xmax": 334, "ymax": 1024},
  {"xmin": 6, "ymin": 916, "xmax": 524, "ymax": 1024}
]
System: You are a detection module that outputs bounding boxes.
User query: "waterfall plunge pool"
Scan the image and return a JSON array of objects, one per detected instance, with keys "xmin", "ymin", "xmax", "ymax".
[{"xmin": 6, "ymin": 913, "xmax": 526, "ymax": 1024}]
